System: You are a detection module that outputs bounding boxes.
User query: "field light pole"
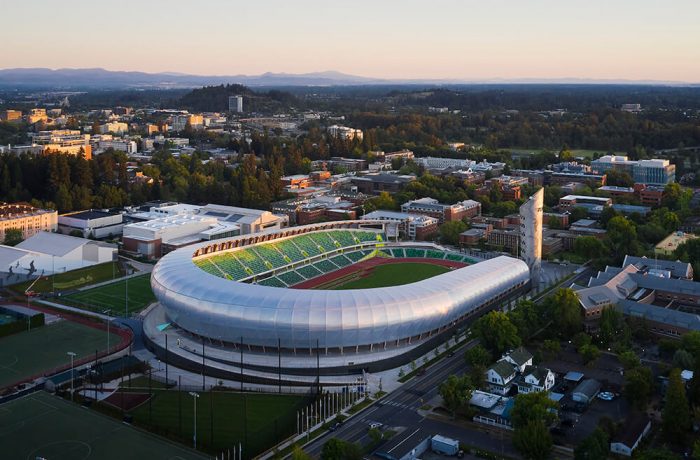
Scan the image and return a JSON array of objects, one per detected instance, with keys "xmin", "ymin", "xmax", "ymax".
[
  {"xmin": 103, "ymin": 309, "xmax": 111, "ymax": 351},
  {"xmin": 189, "ymin": 391, "xmax": 200, "ymax": 449},
  {"xmin": 124, "ymin": 269, "xmax": 129, "ymax": 318},
  {"xmin": 67, "ymin": 351, "xmax": 77, "ymax": 401}
]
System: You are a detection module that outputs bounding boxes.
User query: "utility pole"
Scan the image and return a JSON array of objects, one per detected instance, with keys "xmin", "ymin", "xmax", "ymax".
[{"xmin": 67, "ymin": 351, "xmax": 77, "ymax": 401}]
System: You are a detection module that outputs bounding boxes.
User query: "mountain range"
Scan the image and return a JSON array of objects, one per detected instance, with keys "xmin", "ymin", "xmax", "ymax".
[{"xmin": 0, "ymin": 68, "xmax": 696, "ymax": 89}]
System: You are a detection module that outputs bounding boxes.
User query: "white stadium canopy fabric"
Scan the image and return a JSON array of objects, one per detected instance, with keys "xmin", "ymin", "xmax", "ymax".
[{"xmin": 152, "ymin": 237, "xmax": 530, "ymax": 350}]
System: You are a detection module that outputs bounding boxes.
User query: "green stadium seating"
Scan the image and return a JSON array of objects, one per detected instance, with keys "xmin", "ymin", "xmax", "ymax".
[
  {"xmin": 297, "ymin": 265, "xmax": 322, "ymax": 279},
  {"xmin": 328, "ymin": 230, "xmax": 356, "ymax": 247},
  {"xmin": 313, "ymin": 259, "xmax": 337, "ymax": 273},
  {"xmin": 252, "ymin": 245, "xmax": 287, "ymax": 267},
  {"xmin": 405, "ymin": 248, "xmax": 426, "ymax": 258},
  {"xmin": 233, "ymin": 250, "xmax": 268, "ymax": 274},
  {"xmin": 330, "ymin": 254, "xmax": 352, "ymax": 267},
  {"xmin": 426, "ymin": 249, "xmax": 445, "ymax": 259},
  {"xmin": 278, "ymin": 271, "xmax": 305, "ymax": 285},
  {"xmin": 445, "ymin": 253, "xmax": 464, "ymax": 262},
  {"xmin": 309, "ymin": 233, "xmax": 335, "ymax": 251},
  {"xmin": 273, "ymin": 240, "xmax": 306, "ymax": 263},
  {"xmin": 345, "ymin": 251, "xmax": 366, "ymax": 262},
  {"xmin": 293, "ymin": 235, "xmax": 322, "ymax": 257},
  {"xmin": 390, "ymin": 248, "xmax": 405, "ymax": 258},
  {"xmin": 208, "ymin": 254, "xmax": 249, "ymax": 280},
  {"xmin": 258, "ymin": 277, "xmax": 286, "ymax": 288}
]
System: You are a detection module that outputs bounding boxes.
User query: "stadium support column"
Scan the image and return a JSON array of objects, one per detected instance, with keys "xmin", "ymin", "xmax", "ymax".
[
  {"xmin": 202, "ymin": 338, "xmax": 205, "ymax": 391},
  {"xmin": 240, "ymin": 336, "xmax": 244, "ymax": 392},
  {"xmin": 165, "ymin": 334, "xmax": 169, "ymax": 384},
  {"xmin": 317, "ymin": 338, "xmax": 321, "ymax": 395},
  {"xmin": 278, "ymin": 338, "xmax": 281, "ymax": 394},
  {"xmin": 519, "ymin": 187, "xmax": 543, "ymax": 287}
]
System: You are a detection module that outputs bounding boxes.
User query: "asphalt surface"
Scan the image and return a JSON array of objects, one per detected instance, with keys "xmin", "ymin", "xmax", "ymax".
[{"xmin": 303, "ymin": 340, "xmax": 519, "ymax": 458}]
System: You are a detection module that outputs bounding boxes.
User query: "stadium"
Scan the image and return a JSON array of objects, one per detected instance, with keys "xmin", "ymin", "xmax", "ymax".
[{"xmin": 144, "ymin": 220, "xmax": 530, "ymax": 382}]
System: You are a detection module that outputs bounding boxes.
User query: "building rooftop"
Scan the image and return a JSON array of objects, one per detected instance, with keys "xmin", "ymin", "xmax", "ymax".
[
  {"xmin": 62, "ymin": 210, "xmax": 119, "ymax": 221},
  {"xmin": 16, "ymin": 231, "xmax": 111, "ymax": 257}
]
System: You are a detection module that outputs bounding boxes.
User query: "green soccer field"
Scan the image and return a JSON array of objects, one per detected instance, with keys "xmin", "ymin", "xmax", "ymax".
[
  {"xmin": 61, "ymin": 274, "xmax": 156, "ymax": 315},
  {"xmin": 329, "ymin": 262, "xmax": 450, "ymax": 290},
  {"xmin": 116, "ymin": 388, "xmax": 307, "ymax": 458},
  {"xmin": 0, "ymin": 320, "xmax": 121, "ymax": 388},
  {"xmin": 0, "ymin": 392, "xmax": 208, "ymax": 460}
]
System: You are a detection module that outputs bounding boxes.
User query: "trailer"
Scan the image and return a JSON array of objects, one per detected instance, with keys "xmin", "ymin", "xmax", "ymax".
[{"xmin": 431, "ymin": 435, "xmax": 460, "ymax": 456}]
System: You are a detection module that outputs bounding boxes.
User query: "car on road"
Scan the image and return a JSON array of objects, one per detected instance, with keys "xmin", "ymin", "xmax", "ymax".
[
  {"xmin": 329, "ymin": 422, "xmax": 342, "ymax": 431},
  {"xmin": 597, "ymin": 391, "xmax": 615, "ymax": 401},
  {"xmin": 368, "ymin": 421, "xmax": 382, "ymax": 430}
]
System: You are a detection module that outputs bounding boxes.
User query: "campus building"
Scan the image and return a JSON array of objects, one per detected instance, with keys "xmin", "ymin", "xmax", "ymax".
[
  {"xmin": 590, "ymin": 155, "xmax": 675, "ymax": 185},
  {"xmin": 0, "ymin": 202, "xmax": 58, "ymax": 242},
  {"xmin": 519, "ymin": 188, "xmax": 543, "ymax": 285}
]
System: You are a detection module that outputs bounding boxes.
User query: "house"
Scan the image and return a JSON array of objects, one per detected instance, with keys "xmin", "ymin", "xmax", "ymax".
[
  {"xmin": 517, "ymin": 365, "xmax": 555, "ymax": 394},
  {"xmin": 486, "ymin": 360, "xmax": 518, "ymax": 395},
  {"xmin": 572, "ymin": 379, "xmax": 601, "ymax": 404},
  {"xmin": 610, "ymin": 414, "xmax": 651, "ymax": 457},
  {"xmin": 502, "ymin": 347, "xmax": 534, "ymax": 373}
]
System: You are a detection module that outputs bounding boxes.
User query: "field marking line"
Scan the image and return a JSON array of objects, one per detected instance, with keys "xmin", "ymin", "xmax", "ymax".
[{"xmin": 26, "ymin": 440, "xmax": 92, "ymax": 460}]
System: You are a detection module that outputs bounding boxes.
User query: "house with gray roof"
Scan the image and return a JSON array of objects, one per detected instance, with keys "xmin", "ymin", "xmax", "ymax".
[
  {"xmin": 486, "ymin": 360, "xmax": 518, "ymax": 395},
  {"xmin": 517, "ymin": 365, "xmax": 555, "ymax": 394}
]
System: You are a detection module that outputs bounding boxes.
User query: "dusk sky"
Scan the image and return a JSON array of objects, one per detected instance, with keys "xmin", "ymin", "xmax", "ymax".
[{"xmin": 3, "ymin": 0, "xmax": 699, "ymax": 82}]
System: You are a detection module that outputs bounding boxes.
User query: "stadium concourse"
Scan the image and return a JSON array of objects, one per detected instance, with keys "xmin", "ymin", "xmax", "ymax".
[{"xmin": 144, "ymin": 220, "xmax": 531, "ymax": 384}]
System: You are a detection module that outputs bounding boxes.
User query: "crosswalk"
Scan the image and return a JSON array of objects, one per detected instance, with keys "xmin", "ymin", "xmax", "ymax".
[{"xmin": 374, "ymin": 400, "xmax": 414, "ymax": 410}]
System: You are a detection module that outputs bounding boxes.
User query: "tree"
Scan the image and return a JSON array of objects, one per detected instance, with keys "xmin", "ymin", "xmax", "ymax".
[
  {"xmin": 472, "ymin": 311, "xmax": 521, "ymax": 355},
  {"xmin": 439, "ymin": 220, "xmax": 467, "ymax": 246},
  {"xmin": 574, "ymin": 428, "xmax": 609, "ymax": 460},
  {"xmin": 662, "ymin": 368, "xmax": 691, "ymax": 444},
  {"xmin": 673, "ymin": 349, "xmax": 695, "ymax": 370},
  {"xmin": 513, "ymin": 420, "xmax": 552, "ymax": 460},
  {"xmin": 605, "ymin": 169, "xmax": 634, "ymax": 187},
  {"xmin": 624, "ymin": 366, "xmax": 653, "ymax": 410},
  {"xmin": 438, "ymin": 374, "xmax": 474, "ymax": 418},
  {"xmin": 363, "ymin": 191, "xmax": 397, "ymax": 213},
  {"xmin": 599, "ymin": 307, "xmax": 626, "ymax": 347},
  {"xmin": 605, "ymin": 216, "xmax": 640, "ymax": 262},
  {"xmin": 321, "ymin": 438, "xmax": 362, "ymax": 460},
  {"xmin": 573, "ymin": 236, "xmax": 606, "ymax": 261},
  {"xmin": 465, "ymin": 345, "xmax": 492, "ymax": 367},
  {"xmin": 544, "ymin": 289, "xmax": 583, "ymax": 338},
  {"xmin": 292, "ymin": 445, "xmax": 312, "ymax": 460},
  {"xmin": 619, "ymin": 351, "xmax": 640, "ymax": 370},
  {"xmin": 2, "ymin": 227, "xmax": 23, "ymax": 246},
  {"xmin": 511, "ymin": 392, "xmax": 557, "ymax": 460},
  {"xmin": 580, "ymin": 344, "xmax": 601, "ymax": 365}
]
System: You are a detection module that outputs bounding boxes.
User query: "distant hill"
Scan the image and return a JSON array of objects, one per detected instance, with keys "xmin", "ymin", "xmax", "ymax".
[
  {"xmin": 0, "ymin": 68, "xmax": 384, "ymax": 89},
  {"xmin": 179, "ymin": 84, "xmax": 299, "ymax": 112}
]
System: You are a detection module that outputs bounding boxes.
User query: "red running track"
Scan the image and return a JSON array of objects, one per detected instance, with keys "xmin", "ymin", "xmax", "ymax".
[{"xmin": 292, "ymin": 257, "xmax": 467, "ymax": 289}]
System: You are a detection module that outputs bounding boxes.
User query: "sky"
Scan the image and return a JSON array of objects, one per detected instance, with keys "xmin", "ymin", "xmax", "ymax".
[{"xmin": 2, "ymin": 0, "xmax": 699, "ymax": 82}]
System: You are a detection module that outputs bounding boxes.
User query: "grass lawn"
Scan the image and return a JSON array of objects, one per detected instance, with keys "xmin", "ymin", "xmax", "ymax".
[
  {"xmin": 110, "ymin": 389, "xmax": 307, "ymax": 458},
  {"xmin": 329, "ymin": 262, "xmax": 450, "ymax": 290},
  {"xmin": 0, "ymin": 392, "xmax": 208, "ymax": 460},
  {"xmin": 0, "ymin": 320, "xmax": 120, "ymax": 388},
  {"xmin": 13, "ymin": 261, "xmax": 123, "ymax": 294},
  {"xmin": 60, "ymin": 274, "xmax": 155, "ymax": 315}
]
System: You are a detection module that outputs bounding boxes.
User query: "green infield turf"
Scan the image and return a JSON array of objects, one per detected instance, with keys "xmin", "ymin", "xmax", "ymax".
[
  {"xmin": 0, "ymin": 392, "xmax": 208, "ymax": 460},
  {"xmin": 13, "ymin": 261, "xmax": 123, "ymax": 294},
  {"xmin": 0, "ymin": 320, "xmax": 121, "ymax": 388},
  {"xmin": 60, "ymin": 274, "xmax": 155, "ymax": 315},
  {"xmin": 329, "ymin": 262, "xmax": 450, "ymax": 290},
  {"xmin": 108, "ymin": 388, "xmax": 307, "ymax": 458}
]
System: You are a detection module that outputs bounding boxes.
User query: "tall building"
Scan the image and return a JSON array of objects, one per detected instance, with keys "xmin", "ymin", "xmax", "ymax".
[
  {"xmin": 519, "ymin": 188, "xmax": 543, "ymax": 285},
  {"xmin": 0, "ymin": 202, "xmax": 58, "ymax": 241},
  {"xmin": 228, "ymin": 95, "xmax": 243, "ymax": 113}
]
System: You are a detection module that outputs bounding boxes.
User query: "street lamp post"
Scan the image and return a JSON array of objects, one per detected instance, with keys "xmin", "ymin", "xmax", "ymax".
[
  {"xmin": 67, "ymin": 351, "xmax": 77, "ymax": 401},
  {"xmin": 189, "ymin": 391, "xmax": 200, "ymax": 449}
]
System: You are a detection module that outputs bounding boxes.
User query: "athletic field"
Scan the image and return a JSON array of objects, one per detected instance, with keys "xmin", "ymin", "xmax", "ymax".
[
  {"xmin": 61, "ymin": 274, "xmax": 156, "ymax": 315},
  {"xmin": 294, "ymin": 258, "xmax": 463, "ymax": 290},
  {"xmin": 0, "ymin": 320, "xmax": 121, "ymax": 388},
  {"xmin": 13, "ymin": 261, "xmax": 123, "ymax": 294},
  {"xmin": 0, "ymin": 392, "xmax": 208, "ymax": 460},
  {"xmin": 331, "ymin": 262, "xmax": 450, "ymax": 289},
  {"xmin": 111, "ymin": 388, "xmax": 307, "ymax": 458}
]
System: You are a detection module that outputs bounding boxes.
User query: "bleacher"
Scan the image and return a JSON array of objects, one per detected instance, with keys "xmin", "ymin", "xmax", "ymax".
[
  {"xmin": 233, "ymin": 250, "xmax": 267, "ymax": 274},
  {"xmin": 313, "ymin": 259, "xmax": 338, "ymax": 273},
  {"xmin": 273, "ymin": 239, "xmax": 306, "ymax": 263},
  {"xmin": 278, "ymin": 271, "xmax": 305, "ymax": 286},
  {"xmin": 426, "ymin": 249, "xmax": 446, "ymax": 259},
  {"xmin": 330, "ymin": 254, "xmax": 352, "ymax": 268},
  {"xmin": 405, "ymin": 248, "xmax": 426, "ymax": 258},
  {"xmin": 309, "ymin": 233, "xmax": 335, "ymax": 251},
  {"xmin": 356, "ymin": 232, "xmax": 383, "ymax": 243},
  {"xmin": 293, "ymin": 235, "xmax": 322, "ymax": 257},
  {"xmin": 328, "ymin": 230, "xmax": 356, "ymax": 247},
  {"xmin": 345, "ymin": 251, "xmax": 366, "ymax": 263},
  {"xmin": 390, "ymin": 248, "xmax": 405, "ymax": 258},
  {"xmin": 297, "ymin": 265, "xmax": 322, "ymax": 279},
  {"xmin": 257, "ymin": 277, "xmax": 286, "ymax": 288},
  {"xmin": 207, "ymin": 254, "xmax": 249, "ymax": 280},
  {"xmin": 194, "ymin": 258, "xmax": 223, "ymax": 277},
  {"xmin": 253, "ymin": 245, "xmax": 287, "ymax": 267}
]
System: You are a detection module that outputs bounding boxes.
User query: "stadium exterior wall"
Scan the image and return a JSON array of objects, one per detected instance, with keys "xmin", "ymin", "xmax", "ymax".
[{"xmin": 151, "ymin": 237, "xmax": 530, "ymax": 351}]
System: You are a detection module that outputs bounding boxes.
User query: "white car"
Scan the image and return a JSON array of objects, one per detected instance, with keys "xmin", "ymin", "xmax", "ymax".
[{"xmin": 368, "ymin": 422, "xmax": 383, "ymax": 430}]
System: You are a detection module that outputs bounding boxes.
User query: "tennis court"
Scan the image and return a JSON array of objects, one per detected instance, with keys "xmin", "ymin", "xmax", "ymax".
[
  {"xmin": 0, "ymin": 319, "xmax": 121, "ymax": 388},
  {"xmin": 0, "ymin": 391, "xmax": 208, "ymax": 460},
  {"xmin": 61, "ymin": 274, "xmax": 156, "ymax": 315}
]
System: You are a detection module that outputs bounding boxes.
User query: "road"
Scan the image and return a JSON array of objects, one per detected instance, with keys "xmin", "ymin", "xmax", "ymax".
[
  {"xmin": 303, "ymin": 267, "xmax": 594, "ymax": 459},
  {"xmin": 303, "ymin": 340, "xmax": 518, "ymax": 459}
]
